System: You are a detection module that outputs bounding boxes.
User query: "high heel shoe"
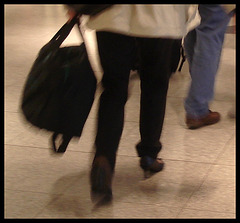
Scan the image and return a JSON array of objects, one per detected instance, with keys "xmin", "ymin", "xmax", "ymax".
[
  {"xmin": 140, "ymin": 156, "xmax": 164, "ymax": 178},
  {"xmin": 90, "ymin": 156, "xmax": 113, "ymax": 205}
]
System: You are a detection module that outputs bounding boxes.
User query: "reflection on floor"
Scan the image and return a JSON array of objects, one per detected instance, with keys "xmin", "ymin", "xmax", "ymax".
[{"xmin": 5, "ymin": 5, "xmax": 236, "ymax": 219}]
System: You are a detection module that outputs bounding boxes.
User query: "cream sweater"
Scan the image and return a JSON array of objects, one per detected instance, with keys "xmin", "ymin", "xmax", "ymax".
[{"xmin": 86, "ymin": 4, "xmax": 200, "ymax": 39}]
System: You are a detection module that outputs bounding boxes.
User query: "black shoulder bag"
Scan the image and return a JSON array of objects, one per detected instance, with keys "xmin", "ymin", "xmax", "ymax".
[{"xmin": 21, "ymin": 16, "xmax": 96, "ymax": 153}]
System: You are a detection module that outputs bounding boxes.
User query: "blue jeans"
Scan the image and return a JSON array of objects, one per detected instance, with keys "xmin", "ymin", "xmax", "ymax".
[{"xmin": 184, "ymin": 5, "xmax": 233, "ymax": 118}]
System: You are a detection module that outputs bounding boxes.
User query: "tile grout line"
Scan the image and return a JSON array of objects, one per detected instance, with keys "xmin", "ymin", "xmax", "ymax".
[
  {"xmin": 4, "ymin": 143, "xmax": 236, "ymax": 168},
  {"xmin": 176, "ymin": 132, "xmax": 235, "ymax": 218},
  {"xmin": 175, "ymin": 160, "xmax": 219, "ymax": 218},
  {"xmin": 212, "ymin": 133, "xmax": 235, "ymax": 165}
]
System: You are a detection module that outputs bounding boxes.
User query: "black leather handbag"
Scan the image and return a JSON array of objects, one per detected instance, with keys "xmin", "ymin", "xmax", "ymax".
[{"xmin": 21, "ymin": 16, "xmax": 96, "ymax": 153}]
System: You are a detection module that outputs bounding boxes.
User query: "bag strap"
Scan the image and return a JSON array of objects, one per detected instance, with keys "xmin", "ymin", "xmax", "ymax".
[
  {"xmin": 51, "ymin": 133, "xmax": 72, "ymax": 153},
  {"xmin": 50, "ymin": 16, "xmax": 92, "ymax": 154},
  {"xmin": 49, "ymin": 15, "xmax": 81, "ymax": 49},
  {"xmin": 178, "ymin": 46, "xmax": 186, "ymax": 72},
  {"xmin": 50, "ymin": 16, "xmax": 87, "ymax": 154}
]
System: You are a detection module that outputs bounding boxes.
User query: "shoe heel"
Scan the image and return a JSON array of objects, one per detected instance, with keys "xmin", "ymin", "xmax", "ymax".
[
  {"xmin": 140, "ymin": 156, "xmax": 164, "ymax": 179},
  {"xmin": 140, "ymin": 156, "xmax": 153, "ymax": 171}
]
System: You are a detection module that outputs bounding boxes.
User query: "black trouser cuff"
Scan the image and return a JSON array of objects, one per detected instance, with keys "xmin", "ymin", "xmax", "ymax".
[{"xmin": 136, "ymin": 142, "xmax": 162, "ymax": 159}]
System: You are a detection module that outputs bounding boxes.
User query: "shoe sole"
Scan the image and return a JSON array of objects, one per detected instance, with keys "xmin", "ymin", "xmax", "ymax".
[{"xmin": 187, "ymin": 119, "xmax": 220, "ymax": 129}]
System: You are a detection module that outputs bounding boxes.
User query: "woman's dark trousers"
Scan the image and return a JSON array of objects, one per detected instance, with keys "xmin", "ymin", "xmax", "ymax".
[{"xmin": 94, "ymin": 31, "xmax": 176, "ymax": 171}]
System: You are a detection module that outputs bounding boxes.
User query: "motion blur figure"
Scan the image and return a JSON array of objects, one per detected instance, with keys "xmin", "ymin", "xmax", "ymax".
[
  {"xmin": 184, "ymin": 4, "xmax": 235, "ymax": 129},
  {"xmin": 67, "ymin": 4, "xmax": 200, "ymax": 205}
]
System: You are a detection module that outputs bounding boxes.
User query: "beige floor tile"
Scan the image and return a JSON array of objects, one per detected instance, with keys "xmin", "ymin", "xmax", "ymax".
[
  {"xmin": 6, "ymin": 124, "xmax": 51, "ymax": 149},
  {"xmin": 112, "ymin": 158, "xmax": 197, "ymax": 208},
  {"xmin": 34, "ymin": 193, "xmax": 93, "ymax": 218},
  {"xmin": 154, "ymin": 160, "xmax": 212, "ymax": 186},
  {"xmin": 168, "ymin": 71, "xmax": 191, "ymax": 98},
  {"xmin": 185, "ymin": 182, "xmax": 235, "ymax": 214},
  {"xmin": 185, "ymin": 164, "xmax": 235, "ymax": 213},
  {"xmin": 160, "ymin": 126, "xmax": 233, "ymax": 163},
  {"xmin": 89, "ymin": 202, "xmax": 181, "ymax": 219},
  {"xmin": 216, "ymin": 135, "xmax": 235, "ymax": 165},
  {"xmin": 34, "ymin": 156, "xmax": 208, "ymax": 218},
  {"xmin": 36, "ymin": 194, "xmax": 182, "ymax": 219},
  {"xmin": 177, "ymin": 208, "xmax": 235, "ymax": 219},
  {"xmin": 5, "ymin": 144, "xmax": 92, "ymax": 194},
  {"xmin": 4, "ymin": 190, "xmax": 59, "ymax": 219}
]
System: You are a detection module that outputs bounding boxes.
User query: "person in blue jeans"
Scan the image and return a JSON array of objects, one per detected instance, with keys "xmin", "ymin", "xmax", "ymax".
[{"xmin": 184, "ymin": 4, "xmax": 235, "ymax": 129}]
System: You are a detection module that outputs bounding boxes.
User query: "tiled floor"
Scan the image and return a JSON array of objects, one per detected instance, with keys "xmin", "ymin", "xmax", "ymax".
[{"xmin": 4, "ymin": 5, "xmax": 236, "ymax": 219}]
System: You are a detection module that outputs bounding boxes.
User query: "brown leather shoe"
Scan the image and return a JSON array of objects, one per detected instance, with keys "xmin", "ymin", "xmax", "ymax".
[{"xmin": 186, "ymin": 110, "xmax": 221, "ymax": 129}]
